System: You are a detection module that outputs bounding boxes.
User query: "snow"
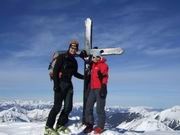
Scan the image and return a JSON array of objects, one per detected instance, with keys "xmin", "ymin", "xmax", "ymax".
[
  {"xmin": 0, "ymin": 122, "xmax": 180, "ymax": 135},
  {"xmin": 0, "ymin": 107, "xmax": 29, "ymax": 122},
  {"xmin": 156, "ymin": 106, "xmax": 180, "ymax": 121},
  {"xmin": 0, "ymin": 122, "xmax": 44, "ymax": 135},
  {"xmin": 0, "ymin": 100, "xmax": 180, "ymax": 135},
  {"xmin": 27, "ymin": 109, "xmax": 49, "ymax": 121},
  {"xmin": 118, "ymin": 117, "xmax": 172, "ymax": 131}
]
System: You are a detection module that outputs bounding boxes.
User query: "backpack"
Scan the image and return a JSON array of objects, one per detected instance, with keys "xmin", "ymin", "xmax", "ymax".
[{"xmin": 48, "ymin": 51, "xmax": 60, "ymax": 80}]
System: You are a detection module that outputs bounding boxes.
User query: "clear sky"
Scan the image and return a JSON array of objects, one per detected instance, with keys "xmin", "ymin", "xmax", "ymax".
[{"xmin": 0, "ymin": 0, "xmax": 180, "ymax": 108}]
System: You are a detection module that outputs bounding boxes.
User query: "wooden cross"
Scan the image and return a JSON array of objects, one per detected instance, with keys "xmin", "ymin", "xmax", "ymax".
[{"xmin": 82, "ymin": 18, "xmax": 124, "ymax": 123}]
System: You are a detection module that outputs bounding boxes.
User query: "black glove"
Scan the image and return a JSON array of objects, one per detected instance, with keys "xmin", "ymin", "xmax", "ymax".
[
  {"xmin": 99, "ymin": 84, "xmax": 107, "ymax": 99},
  {"xmin": 97, "ymin": 70, "xmax": 103, "ymax": 81},
  {"xmin": 79, "ymin": 50, "xmax": 88, "ymax": 59}
]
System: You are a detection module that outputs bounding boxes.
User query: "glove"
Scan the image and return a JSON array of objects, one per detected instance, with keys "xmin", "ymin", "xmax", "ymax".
[
  {"xmin": 99, "ymin": 84, "xmax": 107, "ymax": 99},
  {"xmin": 79, "ymin": 50, "xmax": 88, "ymax": 59},
  {"xmin": 97, "ymin": 70, "xmax": 103, "ymax": 81}
]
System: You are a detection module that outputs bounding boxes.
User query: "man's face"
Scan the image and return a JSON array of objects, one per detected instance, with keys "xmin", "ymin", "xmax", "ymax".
[
  {"xmin": 92, "ymin": 56, "xmax": 100, "ymax": 63},
  {"xmin": 69, "ymin": 44, "xmax": 77, "ymax": 55}
]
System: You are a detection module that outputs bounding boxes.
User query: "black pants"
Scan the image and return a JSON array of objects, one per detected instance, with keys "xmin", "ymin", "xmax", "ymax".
[{"xmin": 46, "ymin": 81, "xmax": 73, "ymax": 128}]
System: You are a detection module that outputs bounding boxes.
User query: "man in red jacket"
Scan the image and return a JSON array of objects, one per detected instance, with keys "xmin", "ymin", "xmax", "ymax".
[{"xmin": 83, "ymin": 51, "xmax": 109, "ymax": 134}]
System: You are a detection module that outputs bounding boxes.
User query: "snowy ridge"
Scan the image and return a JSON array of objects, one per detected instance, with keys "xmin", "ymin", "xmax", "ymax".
[
  {"xmin": 0, "ymin": 100, "xmax": 180, "ymax": 134},
  {"xmin": 0, "ymin": 106, "xmax": 29, "ymax": 122},
  {"xmin": 155, "ymin": 105, "xmax": 180, "ymax": 130},
  {"xmin": 0, "ymin": 100, "xmax": 53, "ymax": 111}
]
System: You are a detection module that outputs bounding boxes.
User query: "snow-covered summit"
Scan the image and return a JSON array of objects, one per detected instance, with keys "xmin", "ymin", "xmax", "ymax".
[
  {"xmin": 156, "ymin": 106, "xmax": 180, "ymax": 121},
  {"xmin": 155, "ymin": 106, "xmax": 180, "ymax": 130}
]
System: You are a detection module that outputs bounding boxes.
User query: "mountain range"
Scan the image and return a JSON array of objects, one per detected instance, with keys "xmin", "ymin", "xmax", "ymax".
[{"xmin": 0, "ymin": 100, "xmax": 180, "ymax": 133}]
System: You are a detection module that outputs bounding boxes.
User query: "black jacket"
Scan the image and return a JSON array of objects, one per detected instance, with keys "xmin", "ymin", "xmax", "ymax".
[{"xmin": 53, "ymin": 52, "xmax": 83, "ymax": 87}]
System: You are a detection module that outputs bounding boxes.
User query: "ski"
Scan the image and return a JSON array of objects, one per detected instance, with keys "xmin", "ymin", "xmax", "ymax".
[
  {"xmin": 53, "ymin": 47, "xmax": 124, "ymax": 58},
  {"xmin": 90, "ymin": 47, "xmax": 124, "ymax": 56},
  {"xmin": 82, "ymin": 18, "xmax": 92, "ymax": 124}
]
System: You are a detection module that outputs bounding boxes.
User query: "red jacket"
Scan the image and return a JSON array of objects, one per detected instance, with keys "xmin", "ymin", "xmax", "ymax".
[{"xmin": 90, "ymin": 57, "xmax": 108, "ymax": 90}]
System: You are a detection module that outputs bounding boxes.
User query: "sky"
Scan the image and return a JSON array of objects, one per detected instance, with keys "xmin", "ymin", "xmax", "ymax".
[{"xmin": 0, "ymin": 0, "xmax": 180, "ymax": 108}]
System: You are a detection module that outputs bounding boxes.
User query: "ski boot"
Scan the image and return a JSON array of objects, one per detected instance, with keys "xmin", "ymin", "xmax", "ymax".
[
  {"xmin": 44, "ymin": 126, "xmax": 59, "ymax": 135},
  {"xmin": 56, "ymin": 125, "xmax": 71, "ymax": 134},
  {"xmin": 83, "ymin": 123, "xmax": 93, "ymax": 133},
  {"xmin": 93, "ymin": 127, "xmax": 104, "ymax": 134}
]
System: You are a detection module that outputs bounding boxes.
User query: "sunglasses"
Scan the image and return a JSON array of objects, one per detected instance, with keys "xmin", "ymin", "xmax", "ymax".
[
  {"xmin": 92, "ymin": 56, "xmax": 100, "ymax": 59},
  {"xmin": 70, "ymin": 47, "xmax": 77, "ymax": 51}
]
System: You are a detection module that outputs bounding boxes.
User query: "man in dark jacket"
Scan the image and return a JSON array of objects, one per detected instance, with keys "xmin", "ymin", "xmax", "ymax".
[
  {"xmin": 45, "ymin": 40, "xmax": 84, "ymax": 135},
  {"xmin": 83, "ymin": 51, "xmax": 109, "ymax": 134}
]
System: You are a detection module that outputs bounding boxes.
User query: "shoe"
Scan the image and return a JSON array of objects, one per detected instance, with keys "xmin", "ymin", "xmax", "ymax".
[
  {"xmin": 83, "ymin": 123, "xmax": 93, "ymax": 133},
  {"xmin": 44, "ymin": 126, "xmax": 59, "ymax": 135},
  {"xmin": 93, "ymin": 127, "xmax": 104, "ymax": 134},
  {"xmin": 56, "ymin": 125, "xmax": 71, "ymax": 134}
]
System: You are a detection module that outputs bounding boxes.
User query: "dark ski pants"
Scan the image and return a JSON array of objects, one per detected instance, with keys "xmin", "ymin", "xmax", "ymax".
[
  {"xmin": 46, "ymin": 81, "xmax": 73, "ymax": 128},
  {"xmin": 85, "ymin": 89, "xmax": 106, "ymax": 129}
]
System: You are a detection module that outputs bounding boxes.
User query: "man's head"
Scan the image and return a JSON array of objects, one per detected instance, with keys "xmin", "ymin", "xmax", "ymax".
[{"xmin": 68, "ymin": 39, "xmax": 79, "ymax": 55}]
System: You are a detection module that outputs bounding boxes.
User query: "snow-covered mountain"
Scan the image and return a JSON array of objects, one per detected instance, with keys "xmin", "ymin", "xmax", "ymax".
[
  {"xmin": 0, "ymin": 100, "xmax": 180, "ymax": 134},
  {"xmin": 0, "ymin": 100, "xmax": 52, "ymax": 122},
  {"xmin": 155, "ymin": 106, "xmax": 180, "ymax": 130},
  {"xmin": 0, "ymin": 106, "xmax": 29, "ymax": 122}
]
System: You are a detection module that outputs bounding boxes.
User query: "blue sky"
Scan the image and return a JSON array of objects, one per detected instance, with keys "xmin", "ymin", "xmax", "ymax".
[{"xmin": 0, "ymin": 0, "xmax": 180, "ymax": 108}]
